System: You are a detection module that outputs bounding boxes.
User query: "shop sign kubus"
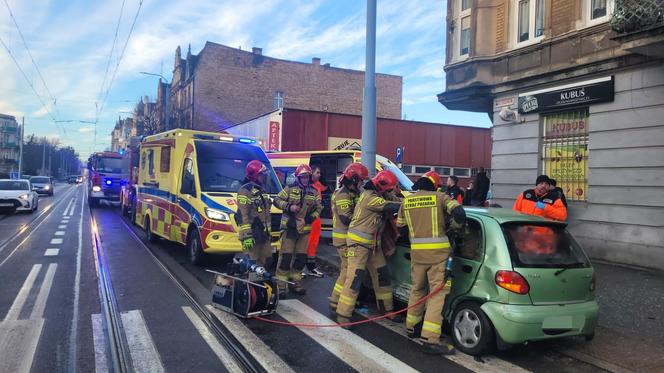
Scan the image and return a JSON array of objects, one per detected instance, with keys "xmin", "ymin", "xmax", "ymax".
[{"xmin": 518, "ymin": 76, "xmax": 614, "ymax": 114}]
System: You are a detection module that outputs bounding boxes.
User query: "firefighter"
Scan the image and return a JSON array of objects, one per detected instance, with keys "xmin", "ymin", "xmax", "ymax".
[
  {"xmin": 397, "ymin": 171, "xmax": 466, "ymax": 355},
  {"xmin": 336, "ymin": 170, "xmax": 403, "ymax": 325},
  {"xmin": 513, "ymin": 175, "xmax": 567, "ymax": 221},
  {"xmin": 329, "ymin": 163, "xmax": 369, "ymax": 310},
  {"xmin": 273, "ymin": 164, "xmax": 322, "ymax": 297},
  {"xmin": 236, "ymin": 160, "xmax": 273, "ymax": 267},
  {"xmin": 444, "ymin": 175, "xmax": 464, "ymax": 204}
]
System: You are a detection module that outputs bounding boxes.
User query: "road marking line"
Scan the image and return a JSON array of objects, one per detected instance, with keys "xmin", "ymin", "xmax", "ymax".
[
  {"xmin": 356, "ymin": 309, "xmax": 531, "ymax": 373},
  {"xmin": 0, "ymin": 319, "xmax": 45, "ymax": 373},
  {"xmin": 50, "ymin": 238, "xmax": 63, "ymax": 244},
  {"xmin": 60, "ymin": 220, "xmax": 69, "ymax": 224},
  {"xmin": 54, "ymin": 231, "xmax": 65, "ymax": 236},
  {"xmin": 44, "ymin": 249, "xmax": 59, "ymax": 256},
  {"xmin": 278, "ymin": 299, "xmax": 418, "ymax": 373},
  {"xmin": 58, "ymin": 225, "xmax": 66, "ymax": 229},
  {"xmin": 68, "ymin": 185, "xmax": 85, "ymax": 371},
  {"xmin": 121, "ymin": 310, "xmax": 165, "ymax": 373},
  {"xmin": 182, "ymin": 306, "xmax": 243, "ymax": 373},
  {"xmin": 68, "ymin": 201, "xmax": 75, "ymax": 216},
  {"xmin": 91, "ymin": 314, "xmax": 109, "ymax": 373},
  {"xmin": 207, "ymin": 305, "xmax": 294, "ymax": 373},
  {"xmin": 4, "ymin": 264, "xmax": 41, "ymax": 321},
  {"xmin": 63, "ymin": 198, "xmax": 74, "ymax": 216},
  {"xmin": 30, "ymin": 263, "xmax": 57, "ymax": 319}
]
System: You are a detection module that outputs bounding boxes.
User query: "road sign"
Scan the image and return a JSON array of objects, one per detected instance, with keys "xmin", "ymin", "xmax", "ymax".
[{"xmin": 395, "ymin": 146, "xmax": 403, "ymax": 164}]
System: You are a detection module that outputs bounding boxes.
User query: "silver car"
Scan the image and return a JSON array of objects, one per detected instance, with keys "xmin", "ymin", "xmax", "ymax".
[
  {"xmin": 29, "ymin": 176, "xmax": 54, "ymax": 196},
  {"xmin": 0, "ymin": 179, "xmax": 39, "ymax": 213}
]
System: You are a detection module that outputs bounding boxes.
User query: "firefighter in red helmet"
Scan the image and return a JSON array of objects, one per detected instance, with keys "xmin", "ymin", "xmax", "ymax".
[
  {"xmin": 336, "ymin": 170, "xmax": 403, "ymax": 325},
  {"xmin": 236, "ymin": 160, "xmax": 272, "ymax": 266},
  {"xmin": 329, "ymin": 163, "xmax": 369, "ymax": 310},
  {"xmin": 273, "ymin": 164, "xmax": 322, "ymax": 297}
]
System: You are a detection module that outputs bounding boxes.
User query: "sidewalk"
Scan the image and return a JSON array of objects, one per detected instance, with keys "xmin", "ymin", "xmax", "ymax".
[{"xmin": 315, "ymin": 241, "xmax": 664, "ymax": 372}]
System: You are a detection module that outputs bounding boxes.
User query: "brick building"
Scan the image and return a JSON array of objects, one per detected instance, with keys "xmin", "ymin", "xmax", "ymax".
[
  {"xmin": 0, "ymin": 114, "xmax": 19, "ymax": 176},
  {"xmin": 161, "ymin": 42, "xmax": 403, "ymax": 132},
  {"xmin": 439, "ymin": 0, "xmax": 664, "ymax": 269}
]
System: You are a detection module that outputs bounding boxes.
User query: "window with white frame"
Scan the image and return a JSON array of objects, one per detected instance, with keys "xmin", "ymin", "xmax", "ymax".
[
  {"xmin": 585, "ymin": 0, "xmax": 614, "ymax": 26},
  {"xmin": 273, "ymin": 91, "xmax": 284, "ymax": 109},
  {"xmin": 513, "ymin": 0, "xmax": 545, "ymax": 46},
  {"xmin": 452, "ymin": 0, "xmax": 472, "ymax": 60}
]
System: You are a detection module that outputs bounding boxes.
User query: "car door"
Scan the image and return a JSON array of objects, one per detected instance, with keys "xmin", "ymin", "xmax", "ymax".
[{"xmin": 444, "ymin": 218, "xmax": 485, "ymax": 316}]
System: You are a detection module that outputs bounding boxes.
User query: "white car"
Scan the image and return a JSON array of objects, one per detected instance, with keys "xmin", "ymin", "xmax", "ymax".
[{"xmin": 0, "ymin": 179, "xmax": 39, "ymax": 213}]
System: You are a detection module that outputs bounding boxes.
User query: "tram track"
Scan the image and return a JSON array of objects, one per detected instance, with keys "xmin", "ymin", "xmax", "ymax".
[{"xmin": 89, "ymin": 205, "xmax": 264, "ymax": 373}]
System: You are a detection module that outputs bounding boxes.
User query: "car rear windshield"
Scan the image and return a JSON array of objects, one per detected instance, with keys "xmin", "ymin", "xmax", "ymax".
[
  {"xmin": 502, "ymin": 223, "xmax": 590, "ymax": 268},
  {"xmin": 0, "ymin": 180, "xmax": 29, "ymax": 190},
  {"xmin": 95, "ymin": 157, "xmax": 123, "ymax": 173},
  {"xmin": 195, "ymin": 141, "xmax": 281, "ymax": 194},
  {"xmin": 30, "ymin": 177, "xmax": 50, "ymax": 183}
]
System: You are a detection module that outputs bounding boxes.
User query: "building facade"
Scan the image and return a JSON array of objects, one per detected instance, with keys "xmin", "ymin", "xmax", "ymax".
[
  {"xmin": 440, "ymin": 0, "xmax": 664, "ymax": 269},
  {"xmin": 226, "ymin": 108, "xmax": 492, "ymax": 186},
  {"xmin": 110, "ymin": 117, "xmax": 136, "ymax": 152},
  {"xmin": 0, "ymin": 114, "xmax": 19, "ymax": 176},
  {"xmin": 163, "ymin": 42, "xmax": 403, "ymax": 132}
]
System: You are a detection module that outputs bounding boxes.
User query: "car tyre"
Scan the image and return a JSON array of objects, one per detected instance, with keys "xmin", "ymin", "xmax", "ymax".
[
  {"xmin": 451, "ymin": 302, "xmax": 495, "ymax": 356},
  {"xmin": 31, "ymin": 199, "xmax": 38, "ymax": 213},
  {"xmin": 187, "ymin": 228, "xmax": 205, "ymax": 265},
  {"xmin": 144, "ymin": 216, "xmax": 157, "ymax": 243}
]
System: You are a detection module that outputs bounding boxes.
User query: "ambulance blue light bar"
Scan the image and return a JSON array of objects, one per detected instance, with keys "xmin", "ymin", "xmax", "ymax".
[{"xmin": 238, "ymin": 138, "xmax": 255, "ymax": 144}]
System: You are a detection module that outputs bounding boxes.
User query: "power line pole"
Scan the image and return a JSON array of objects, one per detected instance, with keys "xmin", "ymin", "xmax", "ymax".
[
  {"xmin": 361, "ymin": 0, "xmax": 377, "ymax": 176},
  {"xmin": 18, "ymin": 117, "xmax": 23, "ymax": 178},
  {"xmin": 41, "ymin": 137, "xmax": 46, "ymax": 175}
]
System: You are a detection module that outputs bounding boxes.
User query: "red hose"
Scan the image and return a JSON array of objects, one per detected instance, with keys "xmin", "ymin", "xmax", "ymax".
[{"xmin": 254, "ymin": 280, "xmax": 447, "ymax": 328}]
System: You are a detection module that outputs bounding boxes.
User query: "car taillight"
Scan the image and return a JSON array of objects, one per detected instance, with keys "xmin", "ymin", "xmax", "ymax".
[
  {"xmin": 589, "ymin": 273, "xmax": 596, "ymax": 292},
  {"xmin": 495, "ymin": 270, "xmax": 530, "ymax": 295}
]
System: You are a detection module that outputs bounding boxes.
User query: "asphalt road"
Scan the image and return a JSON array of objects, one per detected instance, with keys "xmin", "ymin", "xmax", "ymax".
[{"xmin": 2, "ymin": 184, "xmax": 652, "ymax": 372}]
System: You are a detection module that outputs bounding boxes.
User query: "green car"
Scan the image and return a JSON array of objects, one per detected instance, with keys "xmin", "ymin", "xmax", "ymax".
[{"xmin": 388, "ymin": 207, "xmax": 598, "ymax": 356}]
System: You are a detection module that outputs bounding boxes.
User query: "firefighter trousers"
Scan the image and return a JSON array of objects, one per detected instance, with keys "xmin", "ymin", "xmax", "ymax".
[
  {"xmin": 246, "ymin": 241, "xmax": 272, "ymax": 268},
  {"xmin": 336, "ymin": 244, "xmax": 394, "ymax": 318},
  {"xmin": 276, "ymin": 232, "xmax": 310, "ymax": 291},
  {"xmin": 406, "ymin": 260, "xmax": 451, "ymax": 345},
  {"xmin": 329, "ymin": 245, "xmax": 349, "ymax": 308}
]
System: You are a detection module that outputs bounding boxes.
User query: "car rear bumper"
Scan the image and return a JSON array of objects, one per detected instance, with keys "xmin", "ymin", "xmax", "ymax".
[{"xmin": 481, "ymin": 300, "xmax": 599, "ymax": 344}]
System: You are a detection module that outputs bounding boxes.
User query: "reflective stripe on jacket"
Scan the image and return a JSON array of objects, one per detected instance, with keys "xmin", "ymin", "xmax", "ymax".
[
  {"xmin": 273, "ymin": 183, "xmax": 322, "ymax": 233},
  {"xmin": 396, "ymin": 190, "xmax": 459, "ymax": 264},
  {"xmin": 236, "ymin": 182, "xmax": 272, "ymax": 241},
  {"xmin": 331, "ymin": 186, "xmax": 356, "ymax": 247},
  {"xmin": 346, "ymin": 189, "xmax": 401, "ymax": 249}
]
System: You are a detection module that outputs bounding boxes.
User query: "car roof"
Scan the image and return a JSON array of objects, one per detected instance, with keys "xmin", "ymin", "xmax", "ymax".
[{"xmin": 465, "ymin": 207, "xmax": 567, "ymax": 226}]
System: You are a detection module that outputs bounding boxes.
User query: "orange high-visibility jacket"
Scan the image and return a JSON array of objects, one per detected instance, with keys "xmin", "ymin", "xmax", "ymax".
[{"xmin": 513, "ymin": 189, "xmax": 567, "ymax": 221}]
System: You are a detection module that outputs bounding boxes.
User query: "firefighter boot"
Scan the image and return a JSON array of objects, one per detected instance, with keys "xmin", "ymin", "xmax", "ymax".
[
  {"xmin": 407, "ymin": 321, "xmax": 423, "ymax": 339},
  {"xmin": 421, "ymin": 342, "xmax": 456, "ymax": 356}
]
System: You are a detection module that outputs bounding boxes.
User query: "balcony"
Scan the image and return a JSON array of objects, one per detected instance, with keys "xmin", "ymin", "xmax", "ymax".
[{"xmin": 610, "ymin": 0, "xmax": 664, "ymax": 57}]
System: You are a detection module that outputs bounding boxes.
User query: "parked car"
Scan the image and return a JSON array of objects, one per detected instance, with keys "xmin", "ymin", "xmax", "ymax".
[
  {"xmin": 0, "ymin": 179, "xmax": 39, "ymax": 213},
  {"xmin": 388, "ymin": 207, "xmax": 598, "ymax": 356},
  {"xmin": 29, "ymin": 176, "xmax": 54, "ymax": 196}
]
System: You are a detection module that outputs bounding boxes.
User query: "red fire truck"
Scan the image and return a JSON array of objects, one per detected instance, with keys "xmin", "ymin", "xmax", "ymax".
[{"xmin": 87, "ymin": 151, "xmax": 125, "ymax": 207}]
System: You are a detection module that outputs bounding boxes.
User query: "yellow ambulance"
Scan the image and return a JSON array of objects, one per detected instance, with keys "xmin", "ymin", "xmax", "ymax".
[
  {"xmin": 266, "ymin": 150, "xmax": 413, "ymax": 237},
  {"xmin": 136, "ymin": 129, "xmax": 283, "ymax": 264}
]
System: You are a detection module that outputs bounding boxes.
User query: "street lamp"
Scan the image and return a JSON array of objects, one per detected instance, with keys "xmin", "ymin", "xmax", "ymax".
[{"xmin": 140, "ymin": 72, "xmax": 170, "ymax": 131}]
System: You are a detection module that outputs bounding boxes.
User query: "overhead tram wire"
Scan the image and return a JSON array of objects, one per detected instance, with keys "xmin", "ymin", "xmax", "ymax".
[
  {"xmin": 97, "ymin": 0, "xmax": 126, "ymax": 108},
  {"xmin": 97, "ymin": 0, "xmax": 144, "ymax": 118},
  {"xmin": 2, "ymin": 0, "xmax": 65, "ymax": 134},
  {"xmin": 0, "ymin": 36, "xmax": 66, "ymax": 136}
]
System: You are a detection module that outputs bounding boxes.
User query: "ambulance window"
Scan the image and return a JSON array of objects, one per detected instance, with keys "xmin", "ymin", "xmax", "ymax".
[
  {"xmin": 147, "ymin": 150, "xmax": 155, "ymax": 176},
  {"xmin": 274, "ymin": 167, "xmax": 295, "ymax": 187},
  {"xmin": 181, "ymin": 158, "xmax": 196, "ymax": 196},
  {"xmin": 141, "ymin": 152, "xmax": 146, "ymax": 170},
  {"xmin": 160, "ymin": 147, "xmax": 171, "ymax": 172}
]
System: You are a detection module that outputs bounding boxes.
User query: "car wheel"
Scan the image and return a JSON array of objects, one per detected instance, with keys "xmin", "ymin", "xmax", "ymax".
[
  {"xmin": 32, "ymin": 199, "xmax": 38, "ymax": 212},
  {"xmin": 451, "ymin": 302, "xmax": 495, "ymax": 356},
  {"xmin": 144, "ymin": 216, "xmax": 157, "ymax": 243},
  {"xmin": 187, "ymin": 228, "xmax": 205, "ymax": 265}
]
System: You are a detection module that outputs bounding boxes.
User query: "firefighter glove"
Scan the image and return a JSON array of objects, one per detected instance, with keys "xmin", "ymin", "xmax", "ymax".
[
  {"xmin": 535, "ymin": 201, "xmax": 545, "ymax": 210},
  {"xmin": 242, "ymin": 237, "xmax": 255, "ymax": 251}
]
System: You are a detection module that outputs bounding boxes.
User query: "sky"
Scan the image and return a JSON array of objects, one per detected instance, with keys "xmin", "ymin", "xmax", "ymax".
[{"xmin": 0, "ymin": 0, "xmax": 491, "ymax": 160}]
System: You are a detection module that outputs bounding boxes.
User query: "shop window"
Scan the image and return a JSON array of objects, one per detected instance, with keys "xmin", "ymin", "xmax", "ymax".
[
  {"xmin": 541, "ymin": 108, "xmax": 589, "ymax": 202},
  {"xmin": 513, "ymin": 0, "xmax": 545, "ymax": 46}
]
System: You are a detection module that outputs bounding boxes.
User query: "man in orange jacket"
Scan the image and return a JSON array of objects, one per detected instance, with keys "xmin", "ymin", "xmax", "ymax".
[{"xmin": 513, "ymin": 175, "xmax": 567, "ymax": 221}]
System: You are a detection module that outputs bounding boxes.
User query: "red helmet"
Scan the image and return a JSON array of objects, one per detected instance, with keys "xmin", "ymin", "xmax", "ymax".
[
  {"xmin": 246, "ymin": 160, "xmax": 267, "ymax": 182},
  {"xmin": 371, "ymin": 170, "xmax": 398, "ymax": 193},
  {"xmin": 295, "ymin": 164, "xmax": 312, "ymax": 178},
  {"xmin": 342, "ymin": 163, "xmax": 369, "ymax": 182},
  {"xmin": 423, "ymin": 171, "xmax": 442, "ymax": 189}
]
